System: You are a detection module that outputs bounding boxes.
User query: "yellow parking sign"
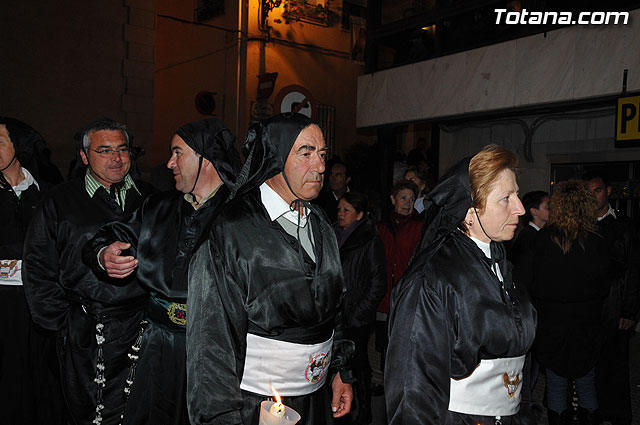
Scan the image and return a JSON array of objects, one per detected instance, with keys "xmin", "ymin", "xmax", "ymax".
[{"xmin": 617, "ymin": 95, "xmax": 640, "ymax": 145}]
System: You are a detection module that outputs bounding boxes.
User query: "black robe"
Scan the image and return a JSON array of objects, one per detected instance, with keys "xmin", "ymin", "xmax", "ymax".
[
  {"xmin": 83, "ymin": 187, "xmax": 230, "ymax": 425},
  {"xmin": 0, "ymin": 178, "xmax": 66, "ymax": 424},
  {"xmin": 187, "ymin": 188, "xmax": 352, "ymax": 425},
  {"xmin": 385, "ymin": 158, "xmax": 537, "ymax": 425},
  {"xmin": 22, "ymin": 177, "xmax": 152, "ymax": 425}
]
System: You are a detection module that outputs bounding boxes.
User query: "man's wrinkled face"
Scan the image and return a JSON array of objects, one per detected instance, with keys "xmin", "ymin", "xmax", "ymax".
[
  {"xmin": 586, "ymin": 177, "xmax": 611, "ymax": 217},
  {"xmin": 80, "ymin": 129, "xmax": 131, "ymax": 188},
  {"xmin": 0, "ymin": 125, "xmax": 16, "ymax": 171},
  {"xmin": 329, "ymin": 163, "xmax": 349, "ymax": 193},
  {"xmin": 283, "ymin": 124, "xmax": 327, "ymax": 201},
  {"xmin": 167, "ymin": 135, "xmax": 200, "ymax": 194}
]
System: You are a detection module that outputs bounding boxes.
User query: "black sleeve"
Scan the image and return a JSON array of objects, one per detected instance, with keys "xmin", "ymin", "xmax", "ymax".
[
  {"xmin": 385, "ymin": 271, "xmax": 455, "ymax": 425},
  {"xmin": 186, "ymin": 234, "xmax": 247, "ymax": 425},
  {"xmin": 81, "ymin": 198, "xmax": 145, "ymax": 279},
  {"xmin": 22, "ymin": 196, "xmax": 70, "ymax": 332}
]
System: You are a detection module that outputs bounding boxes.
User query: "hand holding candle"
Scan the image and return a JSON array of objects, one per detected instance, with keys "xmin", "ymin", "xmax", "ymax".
[{"xmin": 258, "ymin": 386, "xmax": 301, "ymax": 425}]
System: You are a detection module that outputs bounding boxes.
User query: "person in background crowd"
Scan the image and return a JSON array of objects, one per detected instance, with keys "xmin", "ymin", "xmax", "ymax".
[
  {"xmin": 525, "ymin": 179, "xmax": 608, "ymax": 424},
  {"xmin": 23, "ymin": 118, "xmax": 153, "ymax": 425},
  {"xmin": 316, "ymin": 160, "xmax": 351, "ymax": 223},
  {"xmin": 334, "ymin": 191, "xmax": 386, "ymax": 425},
  {"xmin": 386, "ymin": 145, "xmax": 535, "ymax": 425},
  {"xmin": 404, "ymin": 165, "xmax": 429, "ymax": 214},
  {"xmin": 509, "ymin": 190, "xmax": 549, "ymax": 286},
  {"xmin": 186, "ymin": 113, "xmax": 354, "ymax": 425},
  {"xmin": 0, "ymin": 117, "xmax": 66, "ymax": 425},
  {"xmin": 508, "ymin": 190, "xmax": 550, "ymax": 414},
  {"xmin": 82, "ymin": 118, "xmax": 241, "ymax": 425},
  {"xmin": 583, "ymin": 170, "xmax": 640, "ymax": 425},
  {"xmin": 375, "ymin": 179, "xmax": 422, "ymax": 376}
]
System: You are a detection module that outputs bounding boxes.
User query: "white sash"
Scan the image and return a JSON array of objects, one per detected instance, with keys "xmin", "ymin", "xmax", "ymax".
[
  {"xmin": 0, "ymin": 259, "xmax": 22, "ymax": 286},
  {"xmin": 448, "ymin": 355, "xmax": 525, "ymax": 416},
  {"xmin": 240, "ymin": 332, "xmax": 333, "ymax": 396}
]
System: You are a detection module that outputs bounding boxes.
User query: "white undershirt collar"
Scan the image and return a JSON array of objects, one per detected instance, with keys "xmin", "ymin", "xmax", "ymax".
[
  {"xmin": 260, "ymin": 182, "xmax": 308, "ymax": 227},
  {"xmin": 12, "ymin": 167, "xmax": 39, "ymax": 196}
]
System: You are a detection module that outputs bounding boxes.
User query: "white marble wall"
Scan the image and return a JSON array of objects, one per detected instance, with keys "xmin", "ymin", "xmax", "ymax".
[
  {"xmin": 439, "ymin": 110, "xmax": 640, "ymax": 195},
  {"xmin": 357, "ymin": 9, "xmax": 640, "ymax": 128}
]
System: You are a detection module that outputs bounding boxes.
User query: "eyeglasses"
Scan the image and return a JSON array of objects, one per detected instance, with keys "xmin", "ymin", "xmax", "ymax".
[{"xmin": 91, "ymin": 147, "xmax": 131, "ymax": 158}]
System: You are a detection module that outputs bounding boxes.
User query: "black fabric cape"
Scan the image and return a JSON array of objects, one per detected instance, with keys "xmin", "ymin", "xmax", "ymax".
[
  {"xmin": 385, "ymin": 158, "xmax": 537, "ymax": 425},
  {"xmin": 0, "ymin": 178, "xmax": 66, "ymax": 424},
  {"xmin": 187, "ymin": 189, "xmax": 348, "ymax": 425},
  {"xmin": 22, "ymin": 177, "xmax": 153, "ymax": 425},
  {"xmin": 187, "ymin": 113, "xmax": 352, "ymax": 425},
  {"xmin": 82, "ymin": 116, "xmax": 241, "ymax": 425},
  {"xmin": 82, "ymin": 187, "xmax": 231, "ymax": 425}
]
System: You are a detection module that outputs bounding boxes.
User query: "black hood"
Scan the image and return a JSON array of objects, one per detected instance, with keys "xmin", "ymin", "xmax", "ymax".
[
  {"xmin": 176, "ymin": 117, "xmax": 242, "ymax": 191},
  {"xmin": 0, "ymin": 116, "xmax": 63, "ymax": 185},
  {"xmin": 415, "ymin": 156, "xmax": 473, "ymax": 257},
  {"xmin": 231, "ymin": 113, "xmax": 316, "ymax": 198}
]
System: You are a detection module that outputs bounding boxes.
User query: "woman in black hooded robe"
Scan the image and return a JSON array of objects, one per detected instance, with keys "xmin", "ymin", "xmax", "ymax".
[{"xmin": 385, "ymin": 145, "xmax": 537, "ymax": 425}]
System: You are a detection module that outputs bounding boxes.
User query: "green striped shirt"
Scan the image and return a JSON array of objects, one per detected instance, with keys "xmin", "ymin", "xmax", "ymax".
[{"xmin": 84, "ymin": 170, "xmax": 140, "ymax": 210}]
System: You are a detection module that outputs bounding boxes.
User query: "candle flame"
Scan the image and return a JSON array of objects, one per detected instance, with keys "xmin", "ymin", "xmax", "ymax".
[{"xmin": 271, "ymin": 385, "xmax": 283, "ymax": 405}]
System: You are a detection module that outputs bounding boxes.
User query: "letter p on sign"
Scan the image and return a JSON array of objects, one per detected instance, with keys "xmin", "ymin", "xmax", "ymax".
[{"xmin": 616, "ymin": 95, "xmax": 640, "ymax": 147}]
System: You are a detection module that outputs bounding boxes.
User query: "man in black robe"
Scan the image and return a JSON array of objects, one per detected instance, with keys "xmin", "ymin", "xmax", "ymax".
[
  {"xmin": 187, "ymin": 113, "xmax": 354, "ymax": 425},
  {"xmin": 23, "ymin": 118, "xmax": 153, "ymax": 425},
  {"xmin": 0, "ymin": 118, "xmax": 66, "ymax": 424},
  {"xmin": 82, "ymin": 117, "xmax": 241, "ymax": 425}
]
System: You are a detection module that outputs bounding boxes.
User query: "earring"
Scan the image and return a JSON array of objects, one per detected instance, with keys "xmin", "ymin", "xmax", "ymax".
[{"xmin": 468, "ymin": 221, "xmax": 473, "ymax": 226}]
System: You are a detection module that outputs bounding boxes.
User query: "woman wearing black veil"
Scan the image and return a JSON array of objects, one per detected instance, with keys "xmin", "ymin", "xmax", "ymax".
[{"xmin": 385, "ymin": 145, "xmax": 536, "ymax": 425}]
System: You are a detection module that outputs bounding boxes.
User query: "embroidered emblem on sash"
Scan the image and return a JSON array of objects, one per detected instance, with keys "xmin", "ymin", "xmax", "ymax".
[
  {"xmin": 305, "ymin": 353, "xmax": 328, "ymax": 383},
  {"xmin": 167, "ymin": 303, "xmax": 187, "ymax": 326},
  {"xmin": 503, "ymin": 373, "xmax": 520, "ymax": 398},
  {"xmin": 0, "ymin": 260, "xmax": 18, "ymax": 279}
]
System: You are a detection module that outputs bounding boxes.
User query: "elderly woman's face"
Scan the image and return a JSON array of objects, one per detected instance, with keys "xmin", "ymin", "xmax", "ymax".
[
  {"xmin": 391, "ymin": 188, "xmax": 416, "ymax": 217},
  {"xmin": 466, "ymin": 169, "xmax": 524, "ymax": 242}
]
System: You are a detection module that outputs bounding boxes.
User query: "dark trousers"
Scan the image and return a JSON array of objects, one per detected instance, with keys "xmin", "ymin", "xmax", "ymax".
[{"xmin": 596, "ymin": 328, "xmax": 632, "ymax": 425}]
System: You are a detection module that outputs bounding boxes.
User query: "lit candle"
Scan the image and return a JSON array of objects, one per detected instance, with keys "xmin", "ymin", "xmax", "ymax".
[
  {"xmin": 258, "ymin": 386, "xmax": 301, "ymax": 425},
  {"xmin": 269, "ymin": 386, "xmax": 285, "ymax": 418}
]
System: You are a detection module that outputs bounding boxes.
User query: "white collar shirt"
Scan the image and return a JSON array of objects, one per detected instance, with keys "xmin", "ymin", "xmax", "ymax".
[
  {"xmin": 598, "ymin": 204, "xmax": 616, "ymax": 221},
  {"xmin": 260, "ymin": 182, "xmax": 308, "ymax": 227}
]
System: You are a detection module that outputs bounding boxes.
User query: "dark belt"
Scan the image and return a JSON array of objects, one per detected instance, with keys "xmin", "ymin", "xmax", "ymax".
[
  {"xmin": 249, "ymin": 317, "xmax": 335, "ymax": 345},
  {"xmin": 147, "ymin": 296, "xmax": 187, "ymax": 332},
  {"xmin": 66, "ymin": 292, "xmax": 147, "ymax": 318}
]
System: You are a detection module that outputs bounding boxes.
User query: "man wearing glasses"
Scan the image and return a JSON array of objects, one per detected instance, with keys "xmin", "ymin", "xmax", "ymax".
[{"xmin": 23, "ymin": 118, "xmax": 153, "ymax": 425}]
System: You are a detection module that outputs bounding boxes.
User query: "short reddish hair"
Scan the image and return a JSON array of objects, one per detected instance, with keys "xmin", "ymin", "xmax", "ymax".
[{"xmin": 469, "ymin": 144, "xmax": 518, "ymax": 213}]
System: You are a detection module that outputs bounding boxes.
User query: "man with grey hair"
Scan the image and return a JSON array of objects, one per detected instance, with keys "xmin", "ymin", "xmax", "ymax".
[{"xmin": 23, "ymin": 118, "xmax": 153, "ymax": 425}]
